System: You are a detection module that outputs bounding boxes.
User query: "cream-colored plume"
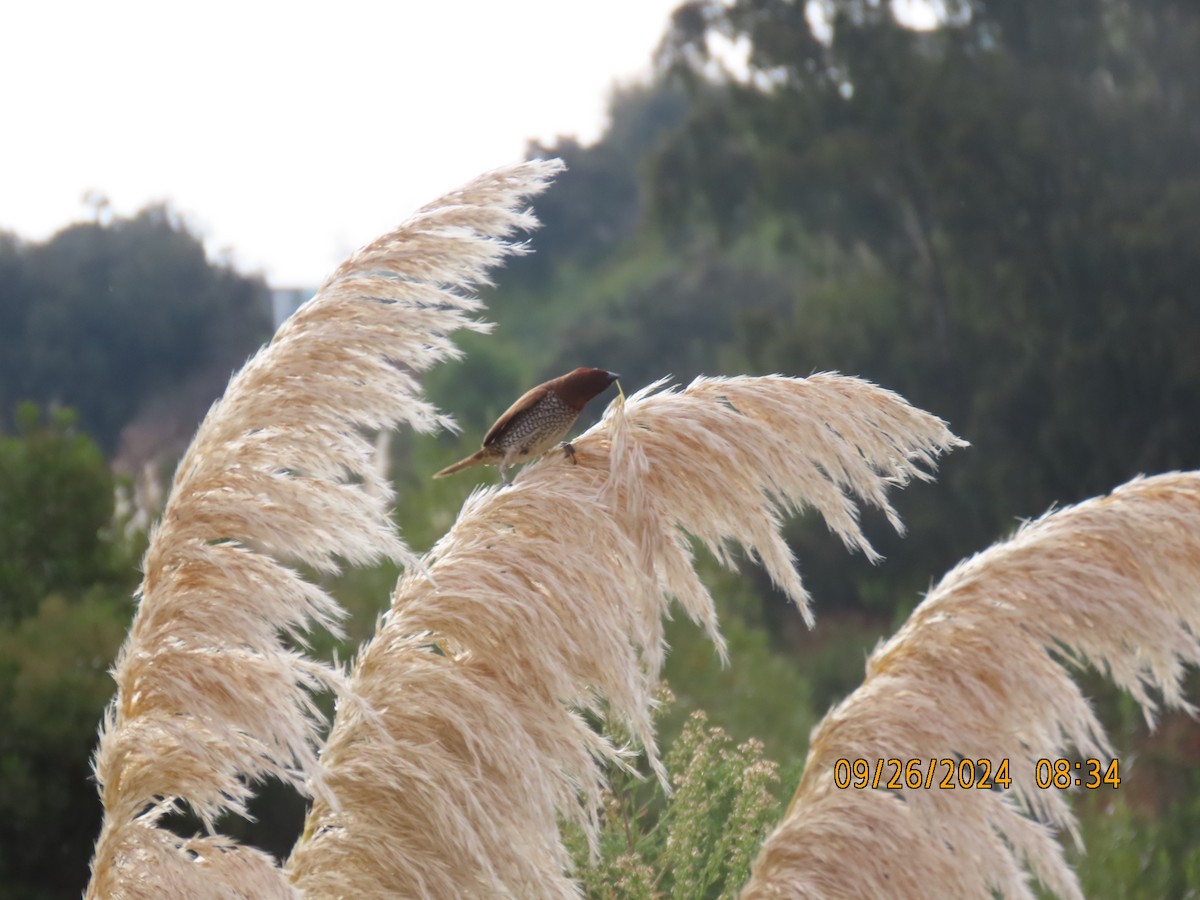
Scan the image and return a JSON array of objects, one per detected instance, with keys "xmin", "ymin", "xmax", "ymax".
[
  {"xmin": 85, "ymin": 159, "xmax": 564, "ymax": 899},
  {"xmin": 743, "ymin": 472, "xmax": 1200, "ymax": 900},
  {"xmin": 286, "ymin": 374, "xmax": 965, "ymax": 898}
]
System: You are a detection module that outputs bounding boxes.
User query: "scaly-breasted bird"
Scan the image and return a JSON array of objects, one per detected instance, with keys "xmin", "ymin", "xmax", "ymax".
[{"xmin": 434, "ymin": 367, "xmax": 620, "ymax": 485}]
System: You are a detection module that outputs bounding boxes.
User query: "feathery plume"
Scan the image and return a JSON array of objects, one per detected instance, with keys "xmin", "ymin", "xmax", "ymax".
[
  {"xmin": 86, "ymin": 159, "xmax": 564, "ymax": 899},
  {"xmin": 743, "ymin": 471, "xmax": 1200, "ymax": 900},
  {"xmin": 287, "ymin": 373, "xmax": 964, "ymax": 898}
]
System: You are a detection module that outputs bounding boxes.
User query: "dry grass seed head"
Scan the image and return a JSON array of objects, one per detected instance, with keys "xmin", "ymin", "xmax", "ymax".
[
  {"xmin": 290, "ymin": 372, "xmax": 964, "ymax": 898},
  {"xmin": 86, "ymin": 159, "xmax": 564, "ymax": 899},
  {"xmin": 745, "ymin": 472, "xmax": 1200, "ymax": 900}
]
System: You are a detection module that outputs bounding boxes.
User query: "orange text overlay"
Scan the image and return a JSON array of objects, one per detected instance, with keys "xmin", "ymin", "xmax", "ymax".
[
  {"xmin": 832, "ymin": 757, "xmax": 1121, "ymax": 790},
  {"xmin": 833, "ymin": 758, "xmax": 1012, "ymax": 790}
]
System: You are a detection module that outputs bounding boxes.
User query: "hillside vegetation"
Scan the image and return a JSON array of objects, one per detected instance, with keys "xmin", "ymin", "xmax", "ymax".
[{"xmin": 2, "ymin": 1, "xmax": 1199, "ymax": 896}]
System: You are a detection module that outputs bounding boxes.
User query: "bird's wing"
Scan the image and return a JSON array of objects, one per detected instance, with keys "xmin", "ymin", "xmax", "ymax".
[{"xmin": 482, "ymin": 382, "xmax": 551, "ymax": 447}]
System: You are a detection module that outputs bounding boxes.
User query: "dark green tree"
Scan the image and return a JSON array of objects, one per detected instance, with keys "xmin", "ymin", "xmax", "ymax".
[
  {"xmin": 0, "ymin": 589, "xmax": 131, "ymax": 899},
  {"xmin": 0, "ymin": 406, "xmax": 135, "ymax": 898},
  {"xmin": 0, "ymin": 234, "xmax": 32, "ymax": 416},
  {"xmin": 516, "ymin": 81, "xmax": 690, "ymax": 281},
  {"xmin": 651, "ymin": 0, "xmax": 1200, "ymax": 613},
  {"xmin": 0, "ymin": 404, "xmax": 127, "ymax": 622},
  {"xmin": 2, "ymin": 205, "xmax": 269, "ymax": 452}
]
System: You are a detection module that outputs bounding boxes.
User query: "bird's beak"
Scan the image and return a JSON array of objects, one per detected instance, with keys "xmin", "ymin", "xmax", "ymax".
[{"xmin": 606, "ymin": 371, "xmax": 620, "ymax": 384}]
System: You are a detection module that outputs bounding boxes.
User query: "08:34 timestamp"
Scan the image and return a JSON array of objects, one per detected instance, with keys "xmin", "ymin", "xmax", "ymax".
[{"xmin": 1035, "ymin": 758, "xmax": 1121, "ymax": 789}]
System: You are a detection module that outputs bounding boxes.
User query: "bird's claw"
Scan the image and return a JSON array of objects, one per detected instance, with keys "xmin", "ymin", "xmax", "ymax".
[{"xmin": 560, "ymin": 441, "xmax": 577, "ymax": 465}]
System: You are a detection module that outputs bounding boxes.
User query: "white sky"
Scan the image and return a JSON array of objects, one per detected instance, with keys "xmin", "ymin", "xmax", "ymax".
[{"xmin": 1, "ymin": 0, "xmax": 684, "ymax": 286}]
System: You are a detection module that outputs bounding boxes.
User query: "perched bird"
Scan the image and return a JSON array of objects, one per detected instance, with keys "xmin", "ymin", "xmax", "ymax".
[{"xmin": 434, "ymin": 367, "xmax": 620, "ymax": 485}]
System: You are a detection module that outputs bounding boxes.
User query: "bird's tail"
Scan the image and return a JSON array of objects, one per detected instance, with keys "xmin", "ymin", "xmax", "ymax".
[{"xmin": 433, "ymin": 449, "xmax": 487, "ymax": 479}]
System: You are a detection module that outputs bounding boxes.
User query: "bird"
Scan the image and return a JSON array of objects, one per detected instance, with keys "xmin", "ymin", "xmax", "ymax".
[{"xmin": 434, "ymin": 367, "xmax": 620, "ymax": 485}]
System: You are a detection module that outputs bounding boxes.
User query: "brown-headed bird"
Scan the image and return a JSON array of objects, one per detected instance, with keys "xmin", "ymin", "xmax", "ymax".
[{"xmin": 434, "ymin": 367, "xmax": 620, "ymax": 485}]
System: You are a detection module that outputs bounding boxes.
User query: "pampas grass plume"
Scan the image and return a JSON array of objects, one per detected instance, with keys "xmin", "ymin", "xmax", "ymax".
[
  {"xmin": 744, "ymin": 471, "xmax": 1200, "ymax": 900},
  {"xmin": 287, "ymin": 373, "xmax": 965, "ymax": 898},
  {"xmin": 85, "ymin": 159, "xmax": 564, "ymax": 898}
]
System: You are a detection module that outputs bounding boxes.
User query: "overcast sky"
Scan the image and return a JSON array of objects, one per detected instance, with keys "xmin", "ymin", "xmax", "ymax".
[{"xmin": 2, "ymin": 1, "xmax": 684, "ymax": 286}]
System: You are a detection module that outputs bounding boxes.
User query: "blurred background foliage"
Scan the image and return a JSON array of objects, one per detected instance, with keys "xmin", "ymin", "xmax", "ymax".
[{"xmin": 1, "ymin": 0, "xmax": 1198, "ymax": 895}]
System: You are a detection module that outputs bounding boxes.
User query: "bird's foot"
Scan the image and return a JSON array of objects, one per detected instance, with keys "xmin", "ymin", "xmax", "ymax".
[{"xmin": 560, "ymin": 441, "xmax": 577, "ymax": 465}]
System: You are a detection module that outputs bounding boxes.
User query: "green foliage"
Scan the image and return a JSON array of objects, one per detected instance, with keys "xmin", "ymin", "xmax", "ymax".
[
  {"xmin": 0, "ymin": 233, "xmax": 31, "ymax": 409},
  {"xmin": 0, "ymin": 404, "xmax": 128, "ymax": 621},
  {"xmin": 0, "ymin": 205, "xmax": 269, "ymax": 452},
  {"xmin": 658, "ymin": 560, "xmax": 815, "ymax": 765},
  {"xmin": 567, "ymin": 707, "xmax": 784, "ymax": 900},
  {"xmin": 657, "ymin": 712, "xmax": 782, "ymax": 899},
  {"xmin": 1071, "ymin": 778, "xmax": 1200, "ymax": 899},
  {"xmin": 647, "ymin": 0, "xmax": 1200, "ymax": 616},
  {"xmin": 515, "ymin": 81, "xmax": 689, "ymax": 283},
  {"xmin": 0, "ymin": 589, "xmax": 132, "ymax": 899},
  {"xmin": 0, "ymin": 407, "xmax": 136, "ymax": 897}
]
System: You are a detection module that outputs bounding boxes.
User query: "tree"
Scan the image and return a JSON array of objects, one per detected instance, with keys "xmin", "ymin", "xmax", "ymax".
[
  {"xmin": 650, "ymin": 0, "xmax": 1200, "ymax": 611},
  {"xmin": 2, "ymin": 205, "xmax": 269, "ymax": 452},
  {"xmin": 0, "ymin": 404, "xmax": 135, "ymax": 898},
  {"xmin": 0, "ymin": 590, "xmax": 132, "ymax": 899},
  {"xmin": 0, "ymin": 233, "xmax": 32, "ymax": 417},
  {"xmin": 0, "ymin": 404, "xmax": 126, "ymax": 622},
  {"xmin": 515, "ymin": 81, "xmax": 690, "ymax": 281}
]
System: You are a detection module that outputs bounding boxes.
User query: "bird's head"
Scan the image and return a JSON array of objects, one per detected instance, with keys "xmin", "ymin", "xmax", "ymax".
[{"xmin": 554, "ymin": 367, "xmax": 620, "ymax": 410}]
